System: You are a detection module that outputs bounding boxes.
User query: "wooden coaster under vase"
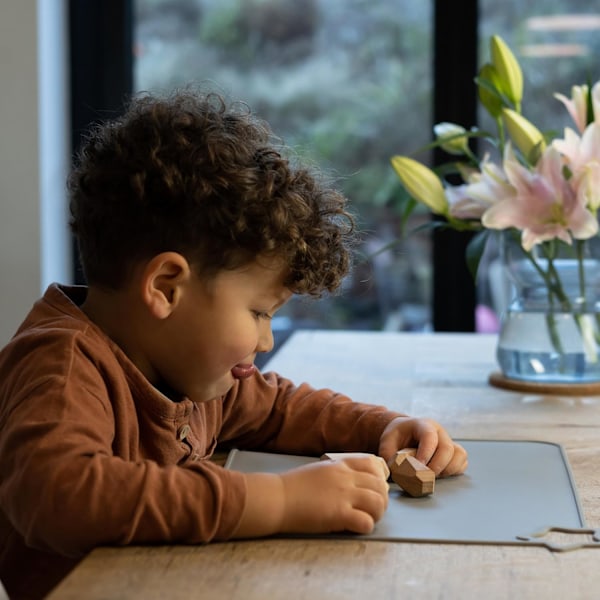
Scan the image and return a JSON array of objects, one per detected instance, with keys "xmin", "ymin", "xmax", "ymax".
[{"xmin": 488, "ymin": 371, "xmax": 600, "ymax": 396}]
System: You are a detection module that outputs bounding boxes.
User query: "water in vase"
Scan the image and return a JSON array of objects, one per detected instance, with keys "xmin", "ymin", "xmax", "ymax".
[{"xmin": 497, "ymin": 309, "xmax": 600, "ymax": 383}]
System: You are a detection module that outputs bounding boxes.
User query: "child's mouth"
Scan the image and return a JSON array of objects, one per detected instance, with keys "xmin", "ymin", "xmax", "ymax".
[{"xmin": 231, "ymin": 363, "xmax": 256, "ymax": 379}]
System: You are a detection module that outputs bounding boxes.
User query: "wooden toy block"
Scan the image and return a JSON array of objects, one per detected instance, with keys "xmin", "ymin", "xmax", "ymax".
[
  {"xmin": 387, "ymin": 447, "xmax": 417, "ymax": 470},
  {"xmin": 320, "ymin": 452, "xmax": 390, "ymax": 479},
  {"xmin": 389, "ymin": 453, "xmax": 435, "ymax": 497}
]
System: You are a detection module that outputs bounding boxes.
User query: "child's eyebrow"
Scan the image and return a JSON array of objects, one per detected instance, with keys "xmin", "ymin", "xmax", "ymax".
[
  {"xmin": 264, "ymin": 292, "xmax": 292, "ymax": 311},
  {"xmin": 272, "ymin": 298, "xmax": 288, "ymax": 311}
]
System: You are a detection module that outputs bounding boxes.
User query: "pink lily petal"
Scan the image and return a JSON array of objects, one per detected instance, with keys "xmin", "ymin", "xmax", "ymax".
[
  {"xmin": 576, "ymin": 163, "xmax": 600, "ymax": 210},
  {"xmin": 553, "ymin": 123, "xmax": 600, "ymax": 210},
  {"xmin": 451, "ymin": 153, "xmax": 516, "ymax": 220},
  {"xmin": 553, "ymin": 123, "xmax": 600, "ymax": 172},
  {"xmin": 579, "ymin": 122, "xmax": 600, "ymax": 164},
  {"xmin": 566, "ymin": 202, "xmax": 599, "ymax": 239},
  {"xmin": 521, "ymin": 226, "xmax": 572, "ymax": 251},
  {"xmin": 552, "ymin": 127, "xmax": 583, "ymax": 164},
  {"xmin": 482, "ymin": 144, "xmax": 598, "ymax": 250},
  {"xmin": 593, "ymin": 82, "xmax": 600, "ymax": 126},
  {"xmin": 446, "ymin": 184, "xmax": 490, "ymax": 219},
  {"xmin": 554, "ymin": 84, "xmax": 589, "ymax": 133},
  {"xmin": 466, "ymin": 158, "xmax": 514, "ymax": 203}
]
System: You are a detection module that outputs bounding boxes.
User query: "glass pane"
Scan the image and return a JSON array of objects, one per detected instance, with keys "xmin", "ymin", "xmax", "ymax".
[
  {"xmin": 133, "ymin": 0, "xmax": 434, "ymax": 346},
  {"xmin": 480, "ymin": 2, "xmax": 599, "ymax": 134},
  {"xmin": 476, "ymin": 2, "xmax": 600, "ymax": 331}
]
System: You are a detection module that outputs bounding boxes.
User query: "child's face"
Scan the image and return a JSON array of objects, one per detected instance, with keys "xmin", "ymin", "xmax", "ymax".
[{"xmin": 151, "ymin": 258, "xmax": 292, "ymax": 402}]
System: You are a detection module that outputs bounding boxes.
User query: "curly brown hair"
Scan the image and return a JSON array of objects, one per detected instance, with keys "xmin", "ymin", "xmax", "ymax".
[{"xmin": 68, "ymin": 89, "xmax": 356, "ymax": 296}]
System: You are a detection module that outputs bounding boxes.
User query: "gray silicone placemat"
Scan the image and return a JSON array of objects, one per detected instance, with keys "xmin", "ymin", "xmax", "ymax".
[{"xmin": 224, "ymin": 440, "xmax": 587, "ymax": 546}]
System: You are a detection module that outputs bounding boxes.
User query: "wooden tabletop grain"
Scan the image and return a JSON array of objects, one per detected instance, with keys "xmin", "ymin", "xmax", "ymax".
[{"xmin": 47, "ymin": 332, "xmax": 600, "ymax": 600}]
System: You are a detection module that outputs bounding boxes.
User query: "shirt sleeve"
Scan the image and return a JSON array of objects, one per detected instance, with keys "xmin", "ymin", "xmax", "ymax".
[
  {"xmin": 0, "ymin": 330, "xmax": 246, "ymax": 558},
  {"xmin": 218, "ymin": 371, "xmax": 405, "ymax": 455}
]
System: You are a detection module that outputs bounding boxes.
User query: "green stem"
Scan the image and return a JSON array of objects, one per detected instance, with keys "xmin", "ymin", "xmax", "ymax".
[
  {"xmin": 511, "ymin": 235, "xmax": 599, "ymax": 367},
  {"xmin": 540, "ymin": 241, "xmax": 572, "ymax": 310},
  {"xmin": 539, "ymin": 240, "xmax": 597, "ymax": 363},
  {"xmin": 495, "ymin": 116, "xmax": 505, "ymax": 156},
  {"xmin": 576, "ymin": 239, "xmax": 600, "ymax": 345},
  {"xmin": 464, "ymin": 146, "xmax": 480, "ymax": 166},
  {"xmin": 522, "ymin": 243, "xmax": 565, "ymax": 356},
  {"xmin": 523, "ymin": 243, "xmax": 568, "ymax": 307},
  {"xmin": 545, "ymin": 247, "xmax": 569, "ymax": 365}
]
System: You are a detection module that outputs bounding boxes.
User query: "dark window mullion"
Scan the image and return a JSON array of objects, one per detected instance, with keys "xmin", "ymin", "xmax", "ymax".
[
  {"xmin": 69, "ymin": 0, "xmax": 133, "ymax": 283},
  {"xmin": 432, "ymin": 0, "xmax": 479, "ymax": 331}
]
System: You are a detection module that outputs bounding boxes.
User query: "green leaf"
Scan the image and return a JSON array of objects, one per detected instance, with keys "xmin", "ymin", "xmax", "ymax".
[
  {"xmin": 399, "ymin": 196, "xmax": 418, "ymax": 232},
  {"xmin": 476, "ymin": 66, "xmax": 506, "ymax": 118},
  {"xmin": 586, "ymin": 77, "xmax": 595, "ymax": 125}
]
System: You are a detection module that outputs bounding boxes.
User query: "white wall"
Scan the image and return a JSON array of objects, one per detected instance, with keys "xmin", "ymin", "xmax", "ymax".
[{"xmin": 0, "ymin": 1, "xmax": 70, "ymax": 345}]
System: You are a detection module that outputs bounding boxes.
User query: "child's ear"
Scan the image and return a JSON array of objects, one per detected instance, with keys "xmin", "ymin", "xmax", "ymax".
[{"xmin": 140, "ymin": 252, "xmax": 191, "ymax": 319}]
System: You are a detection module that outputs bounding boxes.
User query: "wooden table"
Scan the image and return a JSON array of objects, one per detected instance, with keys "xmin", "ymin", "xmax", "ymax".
[{"xmin": 48, "ymin": 332, "xmax": 600, "ymax": 600}]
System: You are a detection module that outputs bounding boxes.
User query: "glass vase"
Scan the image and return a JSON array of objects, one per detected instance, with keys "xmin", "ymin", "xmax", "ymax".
[{"xmin": 496, "ymin": 230, "xmax": 600, "ymax": 384}]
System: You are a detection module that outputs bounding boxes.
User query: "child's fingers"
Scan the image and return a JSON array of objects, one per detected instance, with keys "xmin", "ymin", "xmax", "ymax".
[
  {"xmin": 414, "ymin": 425, "xmax": 450, "ymax": 472},
  {"xmin": 378, "ymin": 417, "xmax": 469, "ymax": 479},
  {"xmin": 332, "ymin": 482, "xmax": 388, "ymax": 534},
  {"xmin": 342, "ymin": 486, "xmax": 388, "ymax": 534},
  {"xmin": 379, "ymin": 417, "xmax": 441, "ymax": 465},
  {"xmin": 437, "ymin": 443, "xmax": 469, "ymax": 477},
  {"xmin": 344, "ymin": 508, "xmax": 376, "ymax": 535},
  {"xmin": 324, "ymin": 453, "xmax": 390, "ymax": 480},
  {"xmin": 422, "ymin": 440, "xmax": 468, "ymax": 477},
  {"xmin": 333, "ymin": 457, "xmax": 390, "ymax": 511}
]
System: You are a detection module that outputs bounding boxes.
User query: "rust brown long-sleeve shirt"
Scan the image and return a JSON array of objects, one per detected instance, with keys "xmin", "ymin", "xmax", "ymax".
[{"xmin": 0, "ymin": 284, "xmax": 401, "ymax": 599}]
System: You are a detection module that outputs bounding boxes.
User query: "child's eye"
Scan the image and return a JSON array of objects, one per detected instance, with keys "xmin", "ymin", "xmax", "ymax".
[{"xmin": 253, "ymin": 311, "xmax": 272, "ymax": 321}]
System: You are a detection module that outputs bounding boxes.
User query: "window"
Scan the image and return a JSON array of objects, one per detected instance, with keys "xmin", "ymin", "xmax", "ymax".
[
  {"xmin": 480, "ymin": 1, "xmax": 599, "ymax": 137},
  {"xmin": 133, "ymin": 0, "xmax": 434, "ymax": 337},
  {"xmin": 70, "ymin": 1, "xmax": 600, "ymax": 342}
]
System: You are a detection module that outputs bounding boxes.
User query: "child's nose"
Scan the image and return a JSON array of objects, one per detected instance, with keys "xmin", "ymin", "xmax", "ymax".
[{"xmin": 256, "ymin": 322, "xmax": 274, "ymax": 354}]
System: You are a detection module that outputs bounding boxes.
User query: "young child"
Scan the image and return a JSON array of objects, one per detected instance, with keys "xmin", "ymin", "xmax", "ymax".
[{"xmin": 0, "ymin": 90, "xmax": 467, "ymax": 599}]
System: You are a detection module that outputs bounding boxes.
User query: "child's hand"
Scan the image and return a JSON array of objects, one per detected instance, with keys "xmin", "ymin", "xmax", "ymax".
[
  {"xmin": 378, "ymin": 417, "xmax": 468, "ymax": 477},
  {"xmin": 235, "ymin": 455, "xmax": 389, "ymax": 539},
  {"xmin": 279, "ymin": 456, "xmax": 389, "ymax": 534}
]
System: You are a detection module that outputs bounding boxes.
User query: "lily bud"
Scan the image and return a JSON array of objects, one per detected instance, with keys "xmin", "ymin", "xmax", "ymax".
[
  {"xmin": 502, "ymin": 108, "xmax": 546, "ymax": 164},
  {"xmin": 477, "ymin": 63, "xmax": 504, "ymax": 118},
  {"xmin": 390, "ymin": 155, "xmax": 448, "ymax": 216},
  {"xmin": 490, "ymin": 35, "xmax": 523, "ymax": 107},
  {"xmin": 433, "ymin": 122, "xmax": 469, "ymax": 156}
]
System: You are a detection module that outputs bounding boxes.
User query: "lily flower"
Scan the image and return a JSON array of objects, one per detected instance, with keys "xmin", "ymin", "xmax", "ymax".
[
  {"xmin": 593, "ymin": 82, "xmax": 600, "ymax": 123},
  {"xmin": 445, "ymin": 185, "xmax": 491, "ymax": 220},
  {"xmin": 575, "ymin": 162, "xmax": 600, "ymax": 213},
  {"xmin": 446, "ymin": 154, "xmax": 515, "ymax": 220},
  {"xmin": 490, "ymin": 35, "xmax": 523, "ymax": 108},
  {"xmin": 390, "ymin": 155, "xmax": 448, "ymax": 216},
  {"xmin": 552, "ymin": 122, "xmax": 600, "ymax": 210},
  {"xmin": 481, "ymin": 144, "xmax": 598, "ymax": 250},
  {"xmin": 463, "ymin": 154, "xmax": 514, "ymax": 205},
  {"xmin": 433, "ymin": 122, "xmax": 470, "ymax": 156},
  {"xmin": 554, "ymin": 84, "xmax": 590, "ymax": 133}
]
